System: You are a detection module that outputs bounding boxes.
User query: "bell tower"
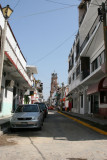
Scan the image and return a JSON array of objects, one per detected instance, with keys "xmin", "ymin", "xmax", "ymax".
[{"xmin": 50, "ymin": 73, "xmax": 58, "ymax": 97}]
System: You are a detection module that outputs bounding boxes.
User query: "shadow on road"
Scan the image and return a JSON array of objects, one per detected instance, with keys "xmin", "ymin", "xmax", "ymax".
[{"xmin": 8, "ymin": 110, "xmax": 107, "ymax": 141}]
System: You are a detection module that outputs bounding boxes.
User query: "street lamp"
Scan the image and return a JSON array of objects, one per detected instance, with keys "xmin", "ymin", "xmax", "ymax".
[
  {"xmin": 2, "ymin": 5, "xmax": 13, "ymax": 19},
  {"xmin": 0, "ymin": 5, "xmax": 13, "ymax": 100}
]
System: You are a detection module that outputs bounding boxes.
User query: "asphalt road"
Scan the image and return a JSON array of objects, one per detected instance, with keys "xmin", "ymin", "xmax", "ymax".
[{"xmin": 0, "ymin": 110, "xmax": 107, "ymax": 160}]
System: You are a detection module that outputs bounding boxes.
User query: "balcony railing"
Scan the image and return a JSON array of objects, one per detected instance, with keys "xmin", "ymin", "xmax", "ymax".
[
  {"xmin": 75, "ymin": 54, "xmax": 80, "ymax": 62},
  {"xmin": 79, "ymin": 10, "xmax": 87, "ymax": 26},
  {"xmin": 80, "ymin": 16, "xmax": 99, "ymax": 53},
  {"xmin": 68, "ymin": 64, "xmax": 74, "ymax": 72},
  {"xmin": 79, "ymin": 0, "xmax": 91, "ymax": 26},
  {"xmin": 80, "ymin": 70, "xmax": 90, "ymax": 81}
]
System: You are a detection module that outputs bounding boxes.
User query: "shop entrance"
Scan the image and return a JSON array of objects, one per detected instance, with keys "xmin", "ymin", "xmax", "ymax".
[{"xmin": 91, "ymin": 94, "xmax": 99, "ymax": 114}]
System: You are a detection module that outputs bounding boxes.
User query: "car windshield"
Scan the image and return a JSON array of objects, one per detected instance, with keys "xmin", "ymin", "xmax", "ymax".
[
  {"xmin": 15, "ymin": 104, "xmax": 39, "ymax": 113},
  {"xmin": 38, "ymin": 103, "xmax": 46, "ymax": 110}
]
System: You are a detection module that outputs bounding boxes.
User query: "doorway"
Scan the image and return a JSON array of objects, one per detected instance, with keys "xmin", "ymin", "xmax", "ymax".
[
  {"xmin": 13, "ymin": 87, "xmax": 16, "ymax": 111},
  {"xmin": 91, "ymin": 94, "xmax": 99, "ymax": 114}
]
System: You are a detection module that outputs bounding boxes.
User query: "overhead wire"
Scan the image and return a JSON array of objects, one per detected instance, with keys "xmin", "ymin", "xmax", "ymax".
[
  {"xmin": 45, "ymin": 0, "xmax": 100, "ymax": 7},
  {"xmin": 9, "ymin": 1, "xmax": 100, "ymax": 21},
  {"xmin": 29, "ymin": 10, "xmax": 99, "ymax": 65},
  {"xmin": 44, "ymin": 0, "xmax": 78, "ymax": 6},
  {"xmin": 32, "ymin": 30, "xmax": 77, "ymax": 64},
  {"xmin": 8, "ymin": 1, "xmax": 102, "ymax": 65},
  {"xmin": 13, "ymin": 0, "xmax": 21, "ymax": 10},
  {"xmin": 11, "ymin": 5, "xmax": 78, "ymax": 20}
]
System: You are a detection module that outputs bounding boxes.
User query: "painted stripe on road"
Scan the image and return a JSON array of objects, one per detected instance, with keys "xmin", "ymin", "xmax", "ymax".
[{"xmin": 58, "ymin": 111, "xmax": 107, "ymax": 136}]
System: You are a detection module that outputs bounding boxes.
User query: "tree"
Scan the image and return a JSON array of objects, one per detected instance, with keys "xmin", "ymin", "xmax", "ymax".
[{"xmin": 24, "ymin": 95, "xmax": 30, "ymax": 104}]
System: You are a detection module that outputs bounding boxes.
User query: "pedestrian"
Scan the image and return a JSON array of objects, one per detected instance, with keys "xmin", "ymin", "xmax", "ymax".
[
  {"xmin": 62, "ymin": 104, "xmax": 65, "ymax": 111},
  {"xmin": 58, "ymin": 106, "xmax": 60, "ymax": 111}
]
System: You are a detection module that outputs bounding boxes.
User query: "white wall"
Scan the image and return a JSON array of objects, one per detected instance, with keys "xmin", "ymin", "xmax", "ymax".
[{"xmin": 79, "ymin": 0, "xmax": 105, "ymax": 45}]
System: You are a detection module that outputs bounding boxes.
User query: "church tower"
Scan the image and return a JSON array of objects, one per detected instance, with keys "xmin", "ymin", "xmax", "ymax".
[{"xmin": 50, "ymin": 73, "xmax": 58, "ymax": 97}]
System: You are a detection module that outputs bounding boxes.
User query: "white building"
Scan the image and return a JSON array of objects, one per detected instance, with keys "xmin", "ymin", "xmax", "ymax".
[
  {"xmin": 0, "ymin": 6, "xmax": 37, "ymax": 117},
  {"xmin": 68, "ymin": 0, "xmax": 107, "ymax": 117}
]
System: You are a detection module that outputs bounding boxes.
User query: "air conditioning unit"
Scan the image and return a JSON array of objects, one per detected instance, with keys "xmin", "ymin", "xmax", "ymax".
[{"xmin": 5, "ymin": 80, "xmax": 14, "ymax": 89}]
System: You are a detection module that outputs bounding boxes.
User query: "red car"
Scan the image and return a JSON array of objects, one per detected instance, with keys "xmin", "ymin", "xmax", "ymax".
[{"xmin": 48, "ymin": 106, "xmax": 54, "ymax": 110}]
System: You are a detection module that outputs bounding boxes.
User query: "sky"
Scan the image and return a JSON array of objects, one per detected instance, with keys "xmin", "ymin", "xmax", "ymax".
[{"xmin": 0, "ymin": 0, "xmax": 80, "ymax": 100}]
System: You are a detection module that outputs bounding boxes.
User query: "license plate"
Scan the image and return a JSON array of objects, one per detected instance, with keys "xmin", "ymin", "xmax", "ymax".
[{"xmin": 21, "ymin": 122, "xmax": 28, "ymax": 124}]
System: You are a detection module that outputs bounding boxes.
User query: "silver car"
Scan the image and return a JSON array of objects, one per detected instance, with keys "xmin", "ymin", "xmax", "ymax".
[{"xmin": 10, "ymin": 104, "xmax": 44, "ymax": 130}]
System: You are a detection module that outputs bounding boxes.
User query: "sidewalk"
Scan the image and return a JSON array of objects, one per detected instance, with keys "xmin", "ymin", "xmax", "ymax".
[
  {"xmin": 0, "ymin": 116, "xmax": 11, "ymax": 135},
  {"xmin": 61, "ymin": 111, "xmax": 107, "ymax": 131}
]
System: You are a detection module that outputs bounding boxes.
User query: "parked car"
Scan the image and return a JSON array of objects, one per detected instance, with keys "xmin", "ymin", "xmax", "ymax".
[
  {"xmin": 10, "ymin": 104, "xmax": 44, "ymax": 130},
  {"xmin": 34, "ymin": 102, "xmax": 48, "ymax": 118}
]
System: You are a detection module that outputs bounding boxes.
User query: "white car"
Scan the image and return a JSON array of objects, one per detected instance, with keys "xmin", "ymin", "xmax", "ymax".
[{"xmin": 10, "ymin": 104, "xmax": 44, "ymax": 130}]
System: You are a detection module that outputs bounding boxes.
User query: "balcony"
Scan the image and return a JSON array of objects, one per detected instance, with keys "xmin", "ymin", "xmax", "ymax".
[
  {"xmin": 79, "ymin": 10, "xmax": 87, "ymax": 26},
  {"xmin": 75, "ymin": 55, "xmax": 80, "ymax": 62},
  {"xmin": 80, "ymin": 16, "xmax": 99, "ymax": 53},
  {"xmin": 79, "ymin": 0, "xmax": 91, "ymax": 26},
  {"xmin": 81, "ymin": 57, "xmax": 90, "ymax": 81},
  {"xmin": 81, "ymin": 70, "xmax": 90, "ymax": 81},
  {"xmin": 68, "ymin": 64, "xmax": 74, "ymax": 73}
]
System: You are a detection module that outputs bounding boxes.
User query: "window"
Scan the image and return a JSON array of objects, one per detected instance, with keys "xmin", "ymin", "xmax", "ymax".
[
  {"xmin": 68, "ymin": 53, "xmax": 74, "ymax": 72},
  {"xmin": 76, "ymin": 65, "xmax": 80, "ymax": 77},
  {"xmin": 73, "ymin": 73, "xmax": 75, "ymax": 80},
  {"xmin": 69, "ymin": 77, "xmax": 71, "ymax": 85},
  {"xmin": 92, "ymin": 58, "xmax": 98, "ymax": 72},
  {"xmin": 75, "ymin": 41, "xmax": 80, "ymax": 61},
  {"xmin": 100, "ymin": 91, "xmax": 107, "ymax": 104},
  {"xmin": 5, "ymin": 88, "xmax": 7, "ymax": 98},
  {"xmin": 81, "ymin": 94, "xmax": 83, "ymax": 108},
  {"xmin": 98, "ymin": 51, "xmax": 104, "ymax": 66},
  {"xmin": 0, "ymin": 87, "xmax": 4, "ymax": 112},
  {"xmin": 69, "ymin": 59, "xmax": 72, "ymax": 70},
  {"xmin": 72, "ymin": 54, "xmax": 74, "ymax": 66},
  {"xmin": 92, "ymin": 51, "xmax": 105, "ymax": 72},
  {"xmin": 15, "ymin": 104, "xmax": 39, "ymax": 112}
]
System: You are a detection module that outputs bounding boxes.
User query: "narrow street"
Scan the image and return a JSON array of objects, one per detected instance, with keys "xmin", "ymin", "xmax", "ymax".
[{"xmin": 0, "ymin": 110, "xmax": 107, "ymax": 160}]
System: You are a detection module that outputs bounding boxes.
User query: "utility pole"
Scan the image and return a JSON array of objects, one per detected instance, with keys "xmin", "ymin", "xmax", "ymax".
[{"xmin": 98, "ymin": 1, "xmax": 107, "ymax": 74}]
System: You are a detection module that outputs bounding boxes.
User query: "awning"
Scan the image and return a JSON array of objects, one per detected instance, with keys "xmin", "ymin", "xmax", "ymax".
[
  {"xmin": 87, "ymin": 77, "xmax": 107, "ymax": 95},
  {"xmin": 103, "ymin": 78, "xmax": 107, "ymax": 88},
  {"xmin": 87, "ymin": 83, "xmax": 99, "ymax": 95}
]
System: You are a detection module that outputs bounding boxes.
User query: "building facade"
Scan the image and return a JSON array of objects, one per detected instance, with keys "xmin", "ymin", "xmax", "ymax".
[
  {"xmin": 0, "ymin": 6, "xmax": 37, "ymax": 117},
  {"xmin": 50, "ymin": 73, "xmax": 58, "ymax": 106},
  {"xmin": 68, "ymin": 0, "xmax": 107, "ymax": 117}
]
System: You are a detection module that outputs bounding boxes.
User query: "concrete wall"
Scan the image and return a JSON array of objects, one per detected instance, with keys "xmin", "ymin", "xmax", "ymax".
[
  {"xmin": 0, "ymin": 8, "xmax": 33, "ymax": 117},
  {"xmin": 68, "ymin": 0, "xmax": 106, "ymax": 115}
]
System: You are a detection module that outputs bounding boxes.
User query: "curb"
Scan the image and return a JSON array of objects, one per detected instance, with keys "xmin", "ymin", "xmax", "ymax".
[
  {"xmin": 61, "ymin": 111, "xmax": 107, "ymax": 131},
  {"xmin": 58, "ymin": 111, "xmax": 107, "ymax": 136},
  {"xmin": 0, "ymin": 121, "xmax": 10, "ymax": 135},
  {"xmin": 0, "ymin": 127, "xmax": 9, "ymax": 136}
]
